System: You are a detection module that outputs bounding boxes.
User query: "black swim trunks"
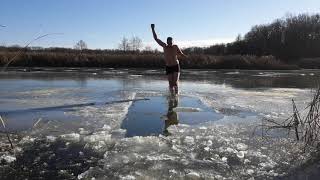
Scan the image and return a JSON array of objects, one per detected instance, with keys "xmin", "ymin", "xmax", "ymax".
[{"xmin": 165, "ymin": 64, "xmax": 180, "ymax": 75}]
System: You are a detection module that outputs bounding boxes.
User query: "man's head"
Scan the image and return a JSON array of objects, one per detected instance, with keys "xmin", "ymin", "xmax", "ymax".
[{"xmin": 167, "ymin": 37, "xmax": 173, "ymax": 46}]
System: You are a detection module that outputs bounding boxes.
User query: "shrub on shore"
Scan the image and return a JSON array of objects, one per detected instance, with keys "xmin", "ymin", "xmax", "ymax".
[
  {"xmin": 0, "ymin": 51, "xmax": 298, "ymax": 70},
  {"xmin": 298, "ymin": 58, "xmax": 320, "ymax": 69}
]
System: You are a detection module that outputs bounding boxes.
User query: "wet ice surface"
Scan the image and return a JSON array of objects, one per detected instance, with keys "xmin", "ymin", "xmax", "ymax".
[{"xmin": 0, "ymin": 68, "xmax": 320, "ymax": 179}]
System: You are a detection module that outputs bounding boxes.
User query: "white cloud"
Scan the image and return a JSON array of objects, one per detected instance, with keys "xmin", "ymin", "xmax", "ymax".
[
  {"xmin": 176, "ymin": 38, "xmax": 235, "ymax": 48},
  {"xmin": 144, "ymin": 37, "xmax": 234, "ymax": 50}
]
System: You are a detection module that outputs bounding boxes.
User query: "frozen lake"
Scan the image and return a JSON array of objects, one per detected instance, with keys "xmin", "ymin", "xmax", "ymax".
[{"xmin": 0, "ymin": 67, "xmax": 319, "ymax": 179}]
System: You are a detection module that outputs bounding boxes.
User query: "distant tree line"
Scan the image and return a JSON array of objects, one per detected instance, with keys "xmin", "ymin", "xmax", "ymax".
[
  {"xmin": 0, "ymin": 37, "xmax": 158, "ymax": 55},
  {"xmin": 184, "ymin": 13, "xmax": 320, "ymax": 61},
  {"xmin": 3, "ymin": 13, "xmax": 319, "ymax": 61},
  {"xmin": 0, "ymin": 46, "xmax": 160, "ymax": 56}
]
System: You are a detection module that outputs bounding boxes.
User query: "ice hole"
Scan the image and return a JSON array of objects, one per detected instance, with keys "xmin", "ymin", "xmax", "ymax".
[{"xmin": 121, "ymin": 96, "xmax": 223, "ymax": 137}]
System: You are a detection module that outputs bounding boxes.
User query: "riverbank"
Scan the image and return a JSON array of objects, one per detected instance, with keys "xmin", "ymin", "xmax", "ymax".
[{"xmin": 0, "ymin": 51, "xmax": 301, "ymax": 70}]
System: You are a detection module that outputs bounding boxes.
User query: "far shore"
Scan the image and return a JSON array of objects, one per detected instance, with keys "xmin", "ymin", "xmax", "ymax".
[{"xmin": 2, "ymin": 51, "xmax": 319, "ymax": 70}]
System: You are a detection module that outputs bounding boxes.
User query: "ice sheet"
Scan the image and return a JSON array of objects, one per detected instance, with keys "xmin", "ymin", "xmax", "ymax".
[
  {"xmin": 0, "ymin": 69, "xmax": 316, "ymax": 179},
  {"xmin": 77, "ymin": 122, "xmax": 308, "ymax": 179}
]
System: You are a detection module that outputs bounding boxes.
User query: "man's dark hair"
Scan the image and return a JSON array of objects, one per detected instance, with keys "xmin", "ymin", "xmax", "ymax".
[{"xmin": 167, "ymin": 37, "xmax": 173, "ymax": 41}]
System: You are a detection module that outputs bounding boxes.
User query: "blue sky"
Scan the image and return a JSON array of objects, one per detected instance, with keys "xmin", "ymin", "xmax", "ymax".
[{"xmin": 1, "ymin": 0, "xmax": 319, "ymax": 49}]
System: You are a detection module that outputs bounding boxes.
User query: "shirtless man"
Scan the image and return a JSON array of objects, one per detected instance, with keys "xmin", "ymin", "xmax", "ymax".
[{"xmin": 151, "ymin": 24, "xmax": 187, "ymax": 95}]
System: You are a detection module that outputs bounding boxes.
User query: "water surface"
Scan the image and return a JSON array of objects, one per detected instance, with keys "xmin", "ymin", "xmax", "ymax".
[{"xmin": 0, "ymin": 67, "xmax": 318, "ymax": 179}]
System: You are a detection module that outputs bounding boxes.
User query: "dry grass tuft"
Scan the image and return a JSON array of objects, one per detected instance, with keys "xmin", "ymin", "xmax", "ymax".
[{"xmin": 261, "ymin": 87, "xmax": 320, "ymax": 149}]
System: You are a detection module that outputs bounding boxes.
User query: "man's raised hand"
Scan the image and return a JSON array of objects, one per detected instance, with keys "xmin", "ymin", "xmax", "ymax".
[{"xmin": 151, "ymin": 24, "xmax": 155, "ymax": 29}]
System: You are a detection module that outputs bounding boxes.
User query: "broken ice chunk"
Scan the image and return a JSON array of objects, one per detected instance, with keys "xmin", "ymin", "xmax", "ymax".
[
  {"xmin": 184, "ymin": 136, "xmax": 195, "ymax": 145},
  {"xmin": 84, "ymin": 134, "xmax": 112, "ymax": 143},
  {"xmin": 247, "ymin": 169, "xmax": 254, "ymax": 175},
  {"xmin": 236, "ymin": 151, "xmax": 245, "ymax": 159},
  {"xmin": 169, "ymin": 169, "xmax": 178, "ymax": 174},
  {"xmin": 0, "ymin": 155, "xmax": 16, "ymax": 163},
  {"xmin": 186, "ymin": 171, "xmax": 200, "ymax": 179},
  {"xmin": 221, "ymin": 157, "xmax": 228, "ymax": 162},
  {"xmin": 173, "ymin": 107, "xmax": 202, "ymax": 112},
  {"xmin": 199, "ymin": 126, "xmax": 207, "ymax": 130},
  {"xmin": 119, "ymin": 175, "xmax": 136, "ymax": 180},
  {"xmin": 79, "ymin": 128, "xmax": 91, "ymax": 135},
  {"xmin": 102, "ymin": 124, "xmax": 111, "ymax": 131},
  {"xmin": 20, "ymin": 136, "xmax": 35, "ymax": 144},
  {"xmin": 46, "ymin": 135, "xmax": 57, "ymax": 142},
  {"xmin": 226, "ymin": 147, "xmax": 237, "ymax": 154},
  {"xmin": 60, "ymin": 133, "xmax": 80, "ymax": 142},
  {"xmin": 236, "ymin": 143, "xmax": 248, "ymax": 151},
  {"xmin": 244, "ymin": 159, "xmax": 251, "ymax": 164}
]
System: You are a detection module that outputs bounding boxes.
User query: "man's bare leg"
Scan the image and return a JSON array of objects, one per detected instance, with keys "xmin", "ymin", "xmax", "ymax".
[
  {"xmin": 167, "ymin": 74, "xmax": 175, "ymax": 95},
  {"xmin": 172, "ymin": 72, "xmax": 180, "ymax": 95}
]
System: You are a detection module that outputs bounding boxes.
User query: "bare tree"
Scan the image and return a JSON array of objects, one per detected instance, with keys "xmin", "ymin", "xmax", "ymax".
[
  {"xmin": 118, "ymin": 37, "xmax": 130, "ymax": 51},
  {"xmin": 74, "ymin": 40, "xmax": 87, "ymax": 50},
  {"xmin": 144, "ymin": 45, "xmax": 152, "ymax": 51},
  {"xmin": 235, "ymin": 34, "xmax": 242, "ymax": 42},
  {"xmin": 118, "ymin": 36, "xmax": 142, "ymax": 51},
  {"xmin": 129, "ymin": 36, "xmax": 142, "ymax": 51}
]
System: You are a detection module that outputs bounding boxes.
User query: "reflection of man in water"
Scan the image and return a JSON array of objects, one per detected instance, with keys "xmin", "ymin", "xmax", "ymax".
[
  {"xmin": 163, "ymin": 96, "xmax": 179, "ymax": 136},
  {"xmin": 151, "ymin": 24, "xmax": 187, "ymax": 96}
]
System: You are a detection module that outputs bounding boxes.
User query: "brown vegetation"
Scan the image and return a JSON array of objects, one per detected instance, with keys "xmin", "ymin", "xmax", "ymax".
[
  {"xmin": 0, "ymin": 51, "xmax": 298, "ymax": 70},
  {"xmin": 262, "ymin": 87, "xmax": 320, "ymax": 148}
]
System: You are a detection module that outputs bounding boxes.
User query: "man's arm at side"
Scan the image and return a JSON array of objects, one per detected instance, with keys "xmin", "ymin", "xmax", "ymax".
[
  {"xmin": 176, "ymin": 45, "xmax": 188, "ymax": 59},
  {"xmin": 151, "ymin": 24, "xmax": 166, "ymax": 47}
]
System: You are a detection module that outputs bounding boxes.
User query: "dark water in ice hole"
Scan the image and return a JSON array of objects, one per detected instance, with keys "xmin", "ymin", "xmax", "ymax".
[{"xmin": 121, "ymin": 96, "xmax": 224, "ymax": 137}]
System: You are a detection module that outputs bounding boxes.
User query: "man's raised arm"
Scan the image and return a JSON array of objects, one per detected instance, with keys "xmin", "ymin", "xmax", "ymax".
[{"xmin": 151, "ymin": 24, "xmax": 166, "ymax": 47}]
